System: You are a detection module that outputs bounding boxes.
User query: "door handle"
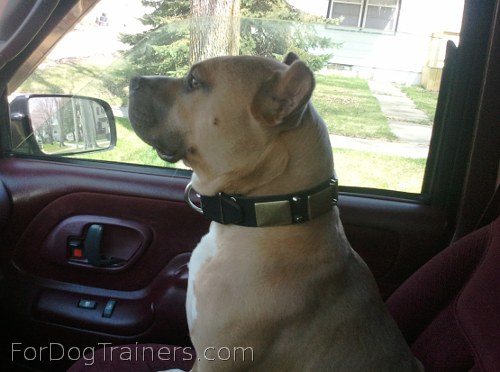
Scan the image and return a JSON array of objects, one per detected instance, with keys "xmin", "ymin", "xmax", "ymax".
[
  {"xmin": 43, "ymin": 215, "xmax": 150, "ymax": 271},
  {"xmin": 83, "ymin": 224, "xmax": 126, "ymax": 267},
  {"xmin": 83, "ymin": 224, "xmax": 125, "ymax": 267}
]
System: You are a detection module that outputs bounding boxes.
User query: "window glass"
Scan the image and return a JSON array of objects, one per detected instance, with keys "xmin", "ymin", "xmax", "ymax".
[
  {"xmin": 331, "ymin": 3, "xmax": 362, "ymax": 27},
  {"xmin": 364, "ymin": 5, "xmax": 397, "ymax": 30},
  {"xmin": 11, "ymin": 0, "xmax": 465, "ymax": 194},
  {"xmin": 329, "ymin": 0, "xmax": 399, "ymax": 31}
]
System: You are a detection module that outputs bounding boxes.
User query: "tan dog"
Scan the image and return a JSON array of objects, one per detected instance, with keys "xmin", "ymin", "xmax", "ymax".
[{"xmin": 129, "ymin": 53, "xmax": 423, "ymax": 372}]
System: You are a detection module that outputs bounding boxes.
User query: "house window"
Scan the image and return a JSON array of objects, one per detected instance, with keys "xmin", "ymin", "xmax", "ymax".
[{"xmin": 327, "ymin": 0, "xmax": 400, "ymax": 31}]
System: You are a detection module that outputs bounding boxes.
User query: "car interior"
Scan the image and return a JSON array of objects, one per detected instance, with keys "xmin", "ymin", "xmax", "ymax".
[{"xmin": 0, "ymin": 0, "xmax": 499, "ymax": 371}]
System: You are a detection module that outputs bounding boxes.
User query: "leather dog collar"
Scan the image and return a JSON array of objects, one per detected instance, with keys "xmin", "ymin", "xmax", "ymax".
[{"xmin": 184, "ymin": 176, "xmax": 338, "ymax": 227}]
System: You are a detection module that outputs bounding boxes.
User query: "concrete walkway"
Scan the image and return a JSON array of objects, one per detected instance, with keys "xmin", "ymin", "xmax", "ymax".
[
  {"xmin": 330, "ymin": 134, "xmax": 429, "ymax": 159},
  {"xmin": 331, "ymin": 81, "xmax": 433, "ymax": 159},
  {"xmin": 368, "ymin": 81, "xmax": 432, "ymax": 146}
]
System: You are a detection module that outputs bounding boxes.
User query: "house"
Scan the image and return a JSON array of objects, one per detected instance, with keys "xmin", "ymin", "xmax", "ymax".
[{"xmin": 289, "ymin": 0, "xmax": 464, "ymax": 88}]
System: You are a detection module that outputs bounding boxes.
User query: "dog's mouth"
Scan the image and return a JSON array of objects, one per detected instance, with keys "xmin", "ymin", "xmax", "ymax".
[{"xmin": 155, "ymin": 147, "xmax": 183, "ymax": 164}]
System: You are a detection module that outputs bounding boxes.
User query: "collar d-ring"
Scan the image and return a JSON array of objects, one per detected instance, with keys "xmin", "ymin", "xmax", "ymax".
[{"xmin": 184, "ymin": 182, "xmax": 204, "ymax": 214}]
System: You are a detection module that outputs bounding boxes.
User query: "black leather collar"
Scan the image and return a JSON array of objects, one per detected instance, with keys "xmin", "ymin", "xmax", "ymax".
[{"xmin": 184, "ymin": 176, "xmax": 338, "ymax": 227}]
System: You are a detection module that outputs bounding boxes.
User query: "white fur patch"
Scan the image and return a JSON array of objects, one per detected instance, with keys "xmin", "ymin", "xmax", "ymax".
[{"xmin": 186, "ymin": 223, "xmax": 218, "ymax": 331}]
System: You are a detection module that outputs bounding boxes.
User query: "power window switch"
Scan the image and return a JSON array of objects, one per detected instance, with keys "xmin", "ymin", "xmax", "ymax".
[
  {"xmin": 78, "ymin": 299, "xmax": 97, "ymax": 309},
  {"xmin": 102, "ymin": 299, "xmax": 117, "ymax": 318}
]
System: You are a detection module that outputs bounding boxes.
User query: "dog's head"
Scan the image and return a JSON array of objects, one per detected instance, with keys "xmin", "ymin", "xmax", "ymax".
[{"xmin": 129, "ymin": 53, "xmax": 316, "ymax": 195}]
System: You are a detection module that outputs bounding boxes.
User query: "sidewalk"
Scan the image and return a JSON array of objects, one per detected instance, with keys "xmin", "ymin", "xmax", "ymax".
[
  {"xmin": 330, "ymin": 134, "xmax": 429, "ymax": 159},
  {"xmin": 368, "ymin": 81, "xmax": 432, "ymax": 146},
  {"xmin": 331, "ymin": 81, "xmax": 433, "ymax": 159}
]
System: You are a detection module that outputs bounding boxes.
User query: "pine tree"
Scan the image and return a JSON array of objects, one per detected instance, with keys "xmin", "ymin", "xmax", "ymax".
[{"xmin": 121, "ymin": 0, "xmax": 339, "ymax": 76}]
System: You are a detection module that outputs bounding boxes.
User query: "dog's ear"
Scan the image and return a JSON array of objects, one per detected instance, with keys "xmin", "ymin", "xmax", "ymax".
[
  {"xmin": 283, "ymin": 52, "xmax": 299, "ymax": 66},
  {"xmin": 252, "ymin": 59, "xmax": 315, "ymax": 127}
]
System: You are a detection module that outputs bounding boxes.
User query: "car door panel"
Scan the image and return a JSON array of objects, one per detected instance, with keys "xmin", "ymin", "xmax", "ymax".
[
  {"xmin": 0, "ymin": 157, "xmax": 206, "ymax": 355},
  {"xmin": 12, "ymin": 191, "xmax": 203, "ymax": 289},
  {"xmin": 341, "ymin": 196, "xmax": 448, "ymax": 297},
  {"xmin": 3, "ymin": 252, "xmax": 192, "ymax": 372},
  {"xmin": 0, "ymin": 156, "xmax": 448, "ymax": 355},
  {"xmin": 31, "ymin": 251, "xmax": 191, "ymax": 340}
]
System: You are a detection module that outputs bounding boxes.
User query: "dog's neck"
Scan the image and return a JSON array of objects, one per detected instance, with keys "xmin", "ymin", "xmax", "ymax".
[
  {"xmin": 190, "ymin": 104, "xmax": 334, "ymax": 199},
  {"xmin": 248, "ymin": 105, "xmax": 334, "ymax": 197},
  {"xmin": 187, "ymin": 105, "xmax": 337, "ymax": 230}
]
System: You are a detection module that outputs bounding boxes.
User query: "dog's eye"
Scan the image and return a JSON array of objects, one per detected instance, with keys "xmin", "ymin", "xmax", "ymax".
[{"xmin": 187, "ymin": 74, "xmax": 201, "ymax": 91}]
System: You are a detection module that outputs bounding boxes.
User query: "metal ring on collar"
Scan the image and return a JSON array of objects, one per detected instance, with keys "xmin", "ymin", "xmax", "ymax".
[{"xmin": 184, "ymin": 181, "xmax": 204, "ymax": 214}]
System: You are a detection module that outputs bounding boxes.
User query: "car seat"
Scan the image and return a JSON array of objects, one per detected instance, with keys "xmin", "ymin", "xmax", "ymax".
[{"xmin": 386, "ymin": 214, "xmax": 500, "ymax": 371}]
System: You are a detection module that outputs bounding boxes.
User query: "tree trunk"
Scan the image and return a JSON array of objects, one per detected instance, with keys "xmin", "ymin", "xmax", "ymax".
[
  {"xmin": 56, "ymin": 99, "xmax": 65, "ymax": 148},
  {"xmin": 190, "ymin": 0, "xmax": 241, "ymax": 64}
]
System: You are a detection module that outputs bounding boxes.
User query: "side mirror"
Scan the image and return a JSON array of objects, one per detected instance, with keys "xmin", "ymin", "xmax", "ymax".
[{"xmin": 9, "ymin": 94, "xmax": 117, "ymax": 156}]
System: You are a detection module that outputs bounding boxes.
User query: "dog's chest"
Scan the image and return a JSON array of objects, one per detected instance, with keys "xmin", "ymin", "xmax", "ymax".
[
  {"xmin": 186, "ymin": 224, "xmax": 269, "ymax": 333},
  {"xmin": 186, "ymin": 224, "xmax": 219, "ymax": 331}
]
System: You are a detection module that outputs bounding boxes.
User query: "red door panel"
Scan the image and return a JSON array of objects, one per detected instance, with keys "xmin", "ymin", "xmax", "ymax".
[
  {"xmin": 12, "ymin": 191, "xmax": 205, "ymax": 289},
  {"xmin": 340, "ymin": 196, "xmax": 448, "ymax": 297},
  {"xmin": 0, "ymin": 157, "xmax": 448, "ymax": 369}
]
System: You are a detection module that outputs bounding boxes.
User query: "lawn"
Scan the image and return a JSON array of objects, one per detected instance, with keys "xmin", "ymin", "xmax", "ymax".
[
  {"xmin": 313, "ymin": 75, "xmax": 396, "ymax": 141},
  {"xmin": 333, "ymin": 148, "xmax": 426, "ymax": 193}
]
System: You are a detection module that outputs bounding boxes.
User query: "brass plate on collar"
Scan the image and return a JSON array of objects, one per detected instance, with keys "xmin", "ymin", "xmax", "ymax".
[
  {"xmin": 308, "ymin": 185, "xmax": 335, "ymax": 218},
  {"xmin": 255, "ymin": 200, "xmax": 292, "ymax": 227}
]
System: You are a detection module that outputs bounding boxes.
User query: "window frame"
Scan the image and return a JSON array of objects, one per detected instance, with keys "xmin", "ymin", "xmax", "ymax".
[{"xmin": 327, "ymin": 0, "xmax": 401, "ymax": 32}]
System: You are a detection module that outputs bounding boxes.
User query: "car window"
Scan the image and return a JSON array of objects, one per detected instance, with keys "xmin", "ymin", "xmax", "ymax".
[{"xmin": 10, "ymin": 0, "xmax": 465, "ymax": 195}]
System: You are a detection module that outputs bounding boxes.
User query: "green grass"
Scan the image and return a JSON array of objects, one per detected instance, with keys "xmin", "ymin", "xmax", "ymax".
[
  {"xmin": 334, "ymin": 148, "xmax": 426, "ymax": 193},
  {"xmin": 400, "ymin": 85, "xmax": 439, "ymax": 122},
  {"xmin": 313, "ymin": 75, "xmax": 396, "ymax": 141}
]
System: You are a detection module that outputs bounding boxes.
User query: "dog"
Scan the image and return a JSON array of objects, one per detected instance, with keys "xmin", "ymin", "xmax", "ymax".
[{"xmin": 129, "ymin": 53, "xmax": 423, "ymax": 371}]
